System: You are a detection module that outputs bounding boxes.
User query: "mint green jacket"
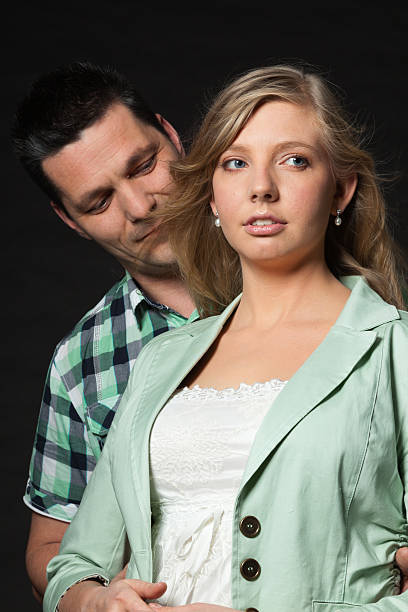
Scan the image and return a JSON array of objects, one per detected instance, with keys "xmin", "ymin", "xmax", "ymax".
[{"xmin": 44, "ymin": 277, "xmax": 408, "ymax": 612}]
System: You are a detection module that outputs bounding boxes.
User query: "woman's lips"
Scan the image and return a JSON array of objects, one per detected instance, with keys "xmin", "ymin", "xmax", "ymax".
[{"xmin": 244, "ymin": 217, "xmax": 287, "ymax": 236}]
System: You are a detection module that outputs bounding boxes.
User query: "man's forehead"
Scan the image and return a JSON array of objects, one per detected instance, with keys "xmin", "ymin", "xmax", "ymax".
[
  {"xmin": 43, "ymin": 107, "xmax": 163, "ymax": 195},
  {"xmin": 77, "ymin": 103, "xmax": 160, "ymax": 149}
]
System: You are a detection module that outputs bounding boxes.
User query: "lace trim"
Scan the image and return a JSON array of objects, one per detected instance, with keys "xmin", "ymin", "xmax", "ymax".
[{"xmin": 173, "ymin": 378, "xmax": 287, "ymax": 401}]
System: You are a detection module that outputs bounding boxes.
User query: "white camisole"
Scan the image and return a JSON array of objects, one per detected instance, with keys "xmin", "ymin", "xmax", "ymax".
[{"xmin": 149, "ymin": 378, "xmax": 287, "ymax": 606}]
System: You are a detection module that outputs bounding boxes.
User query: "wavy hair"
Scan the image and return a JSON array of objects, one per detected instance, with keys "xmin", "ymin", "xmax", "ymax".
[{"xmin": 159, "ymin": 65, "xmax": 406, "ymax": 317}]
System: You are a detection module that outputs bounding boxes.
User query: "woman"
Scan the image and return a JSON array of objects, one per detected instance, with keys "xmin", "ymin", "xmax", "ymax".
[{"xmin": 44, "ymin": 65, "xmax": 408, "ymax": 612}]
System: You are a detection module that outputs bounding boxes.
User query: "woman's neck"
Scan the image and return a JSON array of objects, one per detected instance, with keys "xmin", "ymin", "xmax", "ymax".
[{"xmin": 231, "ymin": 260, "xmax": 350, "ymax": 331}]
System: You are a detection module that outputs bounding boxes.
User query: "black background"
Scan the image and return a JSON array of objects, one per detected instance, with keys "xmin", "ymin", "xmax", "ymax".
[{"xmin": 3, "ymin": 2, "xmax": 408, "ymax": 608}]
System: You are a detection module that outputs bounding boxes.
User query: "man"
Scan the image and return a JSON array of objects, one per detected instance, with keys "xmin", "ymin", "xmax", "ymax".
[
  {"xmin": 12, "ymin": 61, "xmax": 196, "ymax": 601},
  {"xmin": 13, "ymin": 61, "xmax": 408, "ymax": 605}
]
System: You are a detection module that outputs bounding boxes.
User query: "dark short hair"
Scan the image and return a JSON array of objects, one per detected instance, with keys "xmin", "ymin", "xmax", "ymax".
[{"xmin": 11, "ymin": 61, "xmax": 167, "ymax": 206}]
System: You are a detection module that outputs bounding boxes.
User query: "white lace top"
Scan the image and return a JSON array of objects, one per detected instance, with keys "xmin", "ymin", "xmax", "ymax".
[{"xmin": 149, "ymin": 378, "xmax": 287, "ymax": 606}]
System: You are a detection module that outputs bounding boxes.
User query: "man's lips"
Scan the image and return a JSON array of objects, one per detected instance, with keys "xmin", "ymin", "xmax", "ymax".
[{"xmin": 133, "ymin": 224, "xmax": 160, "ymax": 242}]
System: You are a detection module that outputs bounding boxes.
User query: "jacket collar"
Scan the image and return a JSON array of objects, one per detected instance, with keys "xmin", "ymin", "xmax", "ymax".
[{"xmin": 335, "ymin": 276, "xmax": 399, "ymax": 330}]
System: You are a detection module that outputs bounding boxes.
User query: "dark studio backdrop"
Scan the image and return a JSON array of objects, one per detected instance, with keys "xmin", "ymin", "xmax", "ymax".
[{"xmin": 3, "ymin": 1, "xmax": 408, "ymax": 608}]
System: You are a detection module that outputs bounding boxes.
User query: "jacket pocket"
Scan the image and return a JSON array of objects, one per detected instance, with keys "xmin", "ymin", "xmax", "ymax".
[{"xmin": 313, "ymin": 601, "xmax": 362, "ymax": 612}]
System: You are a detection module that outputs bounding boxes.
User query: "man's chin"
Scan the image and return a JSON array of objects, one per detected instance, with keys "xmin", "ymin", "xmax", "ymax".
[{"xmin": 126, "ymin": 256, "xmax": 181, "ymax": 280}]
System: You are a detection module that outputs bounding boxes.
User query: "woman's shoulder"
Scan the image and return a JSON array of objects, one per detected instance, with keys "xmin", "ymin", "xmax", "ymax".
[
  {"xmin": 126, "ymin": 312, "xmax": 225, "ymax": 379},
  {"xmin": 385, "ymin": 308, "xmax": 408, "ymax": 338},
  {"xmin": 136, "ymin": 296, "xmax": 241, "ymax": 358},
  {"xmin": 149, "ymin": 313, "xmax": 222, "ymax": 348}
]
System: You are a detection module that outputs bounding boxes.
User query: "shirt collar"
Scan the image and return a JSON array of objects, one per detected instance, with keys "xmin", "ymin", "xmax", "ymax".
[
  {"xmin": 123, "ymin": 270, "xmax": 170, "ymax": 314},
  {"xmin": 124, "ymin": 270, "xmax": 197, "ymax": 319}
]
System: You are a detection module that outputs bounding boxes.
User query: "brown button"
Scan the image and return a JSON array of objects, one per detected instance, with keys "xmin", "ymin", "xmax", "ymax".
[
  {"xmin": 240, "ymin": 558, "xmax": 261, "ymax": 581},
  {"xmin": 240, "ymin": 515, "xmax": 261, "ymax": 538},
  {"xmin": 245, "ymin": 608, "xmax": 259, "ymax": 612}
]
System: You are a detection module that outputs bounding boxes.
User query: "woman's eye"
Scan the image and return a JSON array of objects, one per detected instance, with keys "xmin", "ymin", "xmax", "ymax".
[
  {"xmin": 223, "ymin": 159, "xmax": 247, "ymax": 170},
  {"xmin": 285, "ymin": 155, "xmax": 308, "ymax": 168}
]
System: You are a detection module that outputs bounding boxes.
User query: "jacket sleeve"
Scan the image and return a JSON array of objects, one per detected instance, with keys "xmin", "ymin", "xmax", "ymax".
[
  {"xmin": 334, "ymin": 317, "xmax": 408, "ymax": 612},
  {"xmin": 42, "ymin": 412, "xmax": 127, "ymax": 612},
  {"xmin": 42, "ymin": 335, "xmax": 163, "ymax": 612}
]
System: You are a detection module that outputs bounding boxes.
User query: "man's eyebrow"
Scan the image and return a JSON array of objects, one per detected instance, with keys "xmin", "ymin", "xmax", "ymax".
[
  {"xmin": 123, "ymin": 143, "xmax": 159, "ymax": 175},
  {"xmin": 73, "ymin": 144, "xmax": 159, "ymax": 210}
]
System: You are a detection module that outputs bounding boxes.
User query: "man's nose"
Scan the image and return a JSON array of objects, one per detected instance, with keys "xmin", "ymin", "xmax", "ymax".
[{"xmin": 118, "ymin": 182, "xmax": 157, "ymax": 222}]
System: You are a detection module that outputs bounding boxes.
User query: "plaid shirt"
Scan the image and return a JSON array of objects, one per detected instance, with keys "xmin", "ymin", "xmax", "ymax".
[{"xmin": 24, "ymin": 272, "xmax": 197, "ymax": 522}]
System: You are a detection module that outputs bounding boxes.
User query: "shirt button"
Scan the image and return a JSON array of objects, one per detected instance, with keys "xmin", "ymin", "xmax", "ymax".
[
  {"xmin": 240, "ymin": 558, "xmax": 261, "ymax": 581},
  {"xmin": 240, "ymin": 515, "xmax": 261, "ymax": 538}
]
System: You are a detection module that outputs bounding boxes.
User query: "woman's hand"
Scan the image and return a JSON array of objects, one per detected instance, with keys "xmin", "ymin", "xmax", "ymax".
[
  {"xmin": 148, "ymin": 604, "xmax": 240, "ymax": 612},
  {"xmin": 58, "ymin": 578, "xmax": 167, "ymax": 611}
]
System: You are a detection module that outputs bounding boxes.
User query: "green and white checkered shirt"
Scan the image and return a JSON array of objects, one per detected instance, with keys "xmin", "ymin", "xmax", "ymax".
[{"xmin": 24, "ymin": 271, "xmax": 197, "ymax": 522}]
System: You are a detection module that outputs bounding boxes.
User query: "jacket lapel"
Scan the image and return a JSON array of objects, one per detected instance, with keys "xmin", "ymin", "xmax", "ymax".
[
  {"xmin": 239, "ymin": 325, "xmax": 378, "ymax": 490},
  {"xmin": 130, "ymin": 296, "xmax": 242, "ymax": 517},
  {"xmin": 145, "ymin": 295, "xmax": 242, "ymax": 422},
  {"xmin": 239, "ymin": 276, "xmax": 400, "ymax": 489}
]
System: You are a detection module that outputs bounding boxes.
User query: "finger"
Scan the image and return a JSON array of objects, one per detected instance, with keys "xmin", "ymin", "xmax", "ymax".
[
  {"xmin": 111, "ymin": 563, "xmax": 130, "ymax": 584},
  {"xmin": 396, "ymin": 547, "xmax": 408, "ymax": 592},
  {"xmin": 127, "ymin": 579, "xmax": 167, "ymax": 599},
  {"xmin": 396, "ymin": 547, "xmax": 408, "ymax": 573}
]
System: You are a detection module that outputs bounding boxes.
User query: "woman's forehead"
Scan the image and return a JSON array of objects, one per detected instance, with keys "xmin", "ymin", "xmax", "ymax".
[{"xmin": 228, "ymin": 101, "xmax": 323, "ymax": 151}]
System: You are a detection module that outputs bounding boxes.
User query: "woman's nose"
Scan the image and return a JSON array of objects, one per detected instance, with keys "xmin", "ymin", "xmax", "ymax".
[{"xmin": 249, "ymin": 169, "xmax": 279, "ymax": 203}]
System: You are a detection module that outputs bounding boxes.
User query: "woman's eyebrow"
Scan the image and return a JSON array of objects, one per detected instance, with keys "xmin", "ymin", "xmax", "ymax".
[{"xmin": 222, "ymin": 141, "xmax": 321, "ymax": 156}]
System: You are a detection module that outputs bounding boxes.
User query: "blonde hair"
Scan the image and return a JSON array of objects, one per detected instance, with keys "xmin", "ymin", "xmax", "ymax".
[{"xmin": 159, "ymin": 64, "xmax": 406, "ymax": 317}]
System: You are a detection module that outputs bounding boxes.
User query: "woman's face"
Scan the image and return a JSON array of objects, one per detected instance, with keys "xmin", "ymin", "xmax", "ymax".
[{"xmin": 210, "ymin": 100, "xmax": 356, "ymax": 271}]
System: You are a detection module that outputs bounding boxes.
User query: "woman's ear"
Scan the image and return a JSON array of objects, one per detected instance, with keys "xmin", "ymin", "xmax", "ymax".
[
  {"xmin": 331, "ymin": 173, "xmax": 358, "ymax": 216},
  {"xmin": 209, "ymin": 198, "xmax": 217, "ymax": 217}
]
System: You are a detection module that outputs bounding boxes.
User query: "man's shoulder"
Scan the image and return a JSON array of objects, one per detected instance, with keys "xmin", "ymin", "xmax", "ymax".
[{"xmin": 53, "ymin": 275, "xmax": 132, "ymax": 359}]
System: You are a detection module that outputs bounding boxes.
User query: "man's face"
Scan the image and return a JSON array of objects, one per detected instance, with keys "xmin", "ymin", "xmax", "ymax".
[{"xmin": 43, "ymin": 103, "xmax": 183, "ymax": 279}]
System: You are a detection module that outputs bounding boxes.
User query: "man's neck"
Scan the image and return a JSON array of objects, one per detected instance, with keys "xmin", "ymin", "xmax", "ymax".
[{"xmin": 131, "ymin": 272, "xmax": 195, "ymax": 319}]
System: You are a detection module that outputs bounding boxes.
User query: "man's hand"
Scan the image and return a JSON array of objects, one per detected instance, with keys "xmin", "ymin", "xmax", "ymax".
[
  {"xmin": 58, "ymin": 578, "xmax": 166, "ymax": 611},
  {"xmin": 395, "ymin": 547, "xmax": 408, "ymax": 593}
]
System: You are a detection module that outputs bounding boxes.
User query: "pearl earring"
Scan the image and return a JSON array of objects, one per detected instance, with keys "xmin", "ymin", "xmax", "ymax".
[
  {"xmin": 334, "ymin": 209, "xmax": 342, "ymax": 226},
  {"xmin": 214, "ymin": 212, "xmax": 221, "ymax": 227}
]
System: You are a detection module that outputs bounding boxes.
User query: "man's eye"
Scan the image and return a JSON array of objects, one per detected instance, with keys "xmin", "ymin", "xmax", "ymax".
[
  {"xmin": 128, "ymin": 155, "xmax": 156, "ymax": 178},
  {"xmin": 284, "ymin": 155, "xmax": 309, "ymax": 168},
  {"xmin": 89, "ymin": 196, "xmax": 111, "ymax": 214},
  {"xmin": 223, "ymin": 159, "xmax": 247, "ymax": 170}
]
